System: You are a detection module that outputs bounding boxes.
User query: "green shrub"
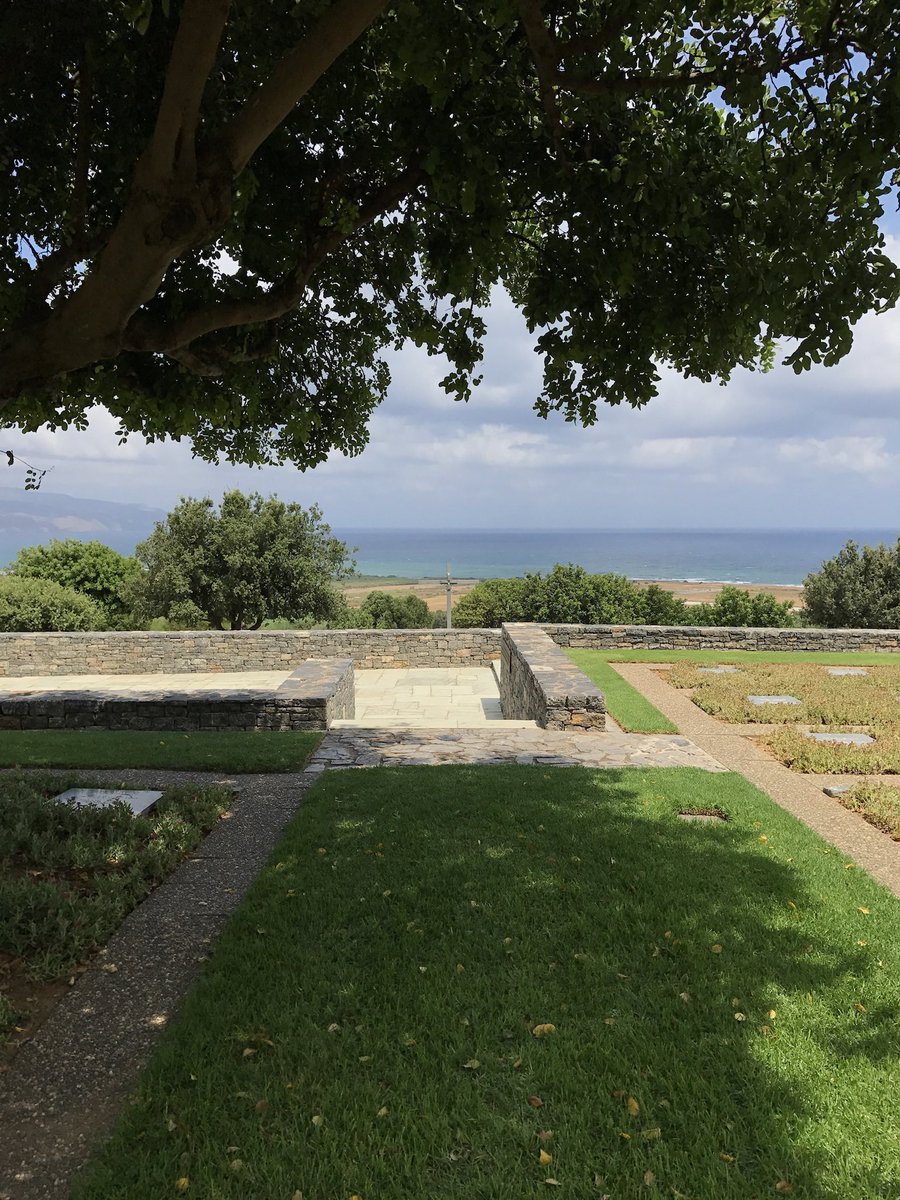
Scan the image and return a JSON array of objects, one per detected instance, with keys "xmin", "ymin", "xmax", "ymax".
[
  {"xmin": 638, "ymin": 583, "xmax": 691, "ymax": 624},
  {"xmin": 10, "ymin": 539, "xmax": 140, "ymax": 627},
  {"xmin": 802, "ymin": 539, "xmax": 900, "ymax": 628},
  {"xmin": 0, "ymin": 576, "xmax": 107, "ymax": 631},
  {"xmin": 691, "ymin": 585, "xmax": 797, "ymax": 628},
  {"xmin": 359, "ymin": 590, "xmax": 431, "ymax": 629},
  {"xmin": 453, "ymin": 577, "xmax": 529, "ymax": 627}
]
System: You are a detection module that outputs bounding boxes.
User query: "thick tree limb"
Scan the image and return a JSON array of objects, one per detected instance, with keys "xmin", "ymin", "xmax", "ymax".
[
  {"xmin": 223, "ymin": 0, "xmax": 390, "ymax": 175},
  {"xmin": 142, "ymin": 0, "xmax": 231, "ymax": 183},
  {"xmin": 517, "ymin": 0, "xmax": 564, "ymax": 149}
]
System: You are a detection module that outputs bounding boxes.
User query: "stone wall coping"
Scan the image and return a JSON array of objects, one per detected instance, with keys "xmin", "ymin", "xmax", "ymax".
[
  {"xmin": 540, "ymin": 622, "xmax": 900, "ymax": 637},
  {"xmin": 503, "ymin": 625, "xmax": 605, "ymax": 708}
]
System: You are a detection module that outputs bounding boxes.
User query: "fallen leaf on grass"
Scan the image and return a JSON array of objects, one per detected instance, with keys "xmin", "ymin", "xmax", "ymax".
[
  {"xmin": 854, "ymin": 1003, "xmax": 867, "ymax": 1013},
  {"xmin": 627, "ymin": 1096, "xmax": 640, "ymax": 1117},
  {"xmin": 734, "ymin": 1013, "xmax": 746, "ymax": 1022},
  {"xmin": 101, "ymin": 963, "xmax": 118, "ymax": 974},
  {"xmin": 254, "ymin": 1099, "xmax": 268, "ymax": 1114},
  {"xmin": 376, "ymin": 1106, "xmax": 389, "ymax": 1118},
  {"xmin": 528, "ymin": 1096, "xmax": 544, "ymax": 1108},
  {"xmin": 175, "ymin": 1180, "xmax": 189, "ymax": 1193},
  {"xmin": 643, "ymin": 1169, "xmax": 655, "ymax": 1185},
  {"xmin": 710, "ymin": 944, "xmax": 723, "ymax": 954},
  {"xmin": 242, "ymin": 1048, "xmax": 256, "ymax": 1058},
  {"xmin": 768, "ymin": 1009, "xmax": 777, "ymax": 1019},
  {"xmin": 327, "ymin": 1023, "xmax": 341, "ymax": 1034},
  {"xmin": 311, "ymin": 1114, "xmax": 324, "ymax": 1127},
  {"xmin": 532, "ymin": 1024, "xmax": 556, "ymax": 1037},
  {"xmin": 679, "ymin": 992, "xmax": 691, "ymax": 1003},
  {"xmin": 641, "ymin": 1127, "xmax": 661, "ymax": 1141},
  {"xmin": 544, "ymin": 1179, "xmax": 561, "ymax": 1186},
  {"xmin": 463, "ymin": 1059, "xmax": 481, "ymax": 1070},
  {"xmin": 858, "ymin": 907, "xmax": 870, "ymax": 915},
  {"xmin": 538, "ymin": 1129, "xmax": 553, "ymax": 1144},
  {"xmin": 720, "ymin": 1153, "xmax": 735, "ymax": 1163},
  {"xmin": 775, "ymin": 1183, "xmax": 794, "ymax": 1194},
  {"xmin": 539, "ymin": 1150, "xmax": 553, "ymax": 1165}
]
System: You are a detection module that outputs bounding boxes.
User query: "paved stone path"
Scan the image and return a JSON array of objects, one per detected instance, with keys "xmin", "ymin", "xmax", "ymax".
[
  {"xmin": 309, "ymin": 725, "xmax": 727, "ymax": 771},
  {"xmin": 611, "ymin": 662, "xmax": 900, "ymax": 898},
  {"xmin": 333, "ymin": 667, "xmax": 532, "ymax": 729},
  {"xmin": 0, "ymin": 671, "xmax": 292, "ymax": 696}
]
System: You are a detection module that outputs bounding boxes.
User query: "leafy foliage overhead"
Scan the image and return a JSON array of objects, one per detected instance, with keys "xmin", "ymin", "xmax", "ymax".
[
  {"xmin": 2, "ymin": 1, "xmax": 898, "ymax": 467},
  {"xmin": 127, "ymin": 489, "xmax": 350, "ymax": 629}
]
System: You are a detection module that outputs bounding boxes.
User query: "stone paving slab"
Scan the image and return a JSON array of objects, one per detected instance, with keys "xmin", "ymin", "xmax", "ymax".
[
  {"xmin": 339, "ymin": 666, "xmax": 515, "ymax": 729},
  {"xmin": 0, "ymin": 670, "xmax": 293, "ymax": 697},
  {"xmin": 309, "ymin": 727, "xmax": 727, "ymax": 771}
]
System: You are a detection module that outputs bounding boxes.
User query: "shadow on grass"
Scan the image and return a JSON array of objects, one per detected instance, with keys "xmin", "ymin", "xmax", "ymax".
[{"xmin": 74, "ymin": 766, "xmax": 899, "ymax": 1200}]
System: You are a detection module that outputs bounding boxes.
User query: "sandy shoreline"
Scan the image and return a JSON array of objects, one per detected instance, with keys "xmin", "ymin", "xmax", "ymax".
[{"xmin": 342, "ymin": 577, "xmax": 804, "ymax": 613}]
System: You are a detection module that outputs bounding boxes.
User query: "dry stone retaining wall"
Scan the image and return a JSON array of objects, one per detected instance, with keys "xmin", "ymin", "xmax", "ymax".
[
  {"xmin": 0, "ymin": 629, "xmax": 499, "ymax": 677},
  {"xmin": 500, "ymin": 624, "xmax": 605, "ymax": 731},
  {"xmin": 0, "ymin": 659, "xmax": 354, "ymax": 732},
  {"xmin": 544, "ymin": 625, "xmax": 900, "ymax": 653}
]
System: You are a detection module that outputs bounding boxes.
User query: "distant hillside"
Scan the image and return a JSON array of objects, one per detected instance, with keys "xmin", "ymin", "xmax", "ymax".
[{"xmin": 0, "ymin": 488, "xmax": 164, "ymax": 564}]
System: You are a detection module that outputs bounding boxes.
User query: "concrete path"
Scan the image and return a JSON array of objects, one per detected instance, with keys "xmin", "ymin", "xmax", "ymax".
[{"xmin": 612, "ymin": 662, "xmax": 900, "ymax": 898}]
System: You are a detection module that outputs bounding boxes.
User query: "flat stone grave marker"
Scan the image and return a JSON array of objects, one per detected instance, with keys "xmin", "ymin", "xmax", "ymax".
[
  {"xmin": 805, "ymin": 732, "xmax": 874, "ymax": 746},
  {"xmin": 824, "ymin": 785, "xmax": 851, "ymax": 797},
  {"xmin": 53, "ymin": 788, "xmax": 162, "ymax": 815},
  {"xmin": 697, "ymin": 666, "xmax": 739, "ymax": 674},
  {"xmin": 826, "ymin": 667, "xmax": 868, "ymax": 677},
  {"xmin": 678, "ymin": 811, "xmax": 728, "ymax": 822},
  {"xmin": 747, "ymin": 695, "xmax": 801, "ymax": 706}
]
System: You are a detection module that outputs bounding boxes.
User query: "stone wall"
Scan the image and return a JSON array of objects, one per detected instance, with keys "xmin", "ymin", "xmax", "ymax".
[
  {"xmin": 500, "ymin": 624, "xmax": 605, "ymax": 731},
  {"xmin": 0, "ymin": 629, "xmax": 500, "ymax": 677},
  {"xmin": 0, "ymin": 658, "xmax": 354, "ymax": 732},
  {"xmin": 544, "ymin": 624, "xmax": 900, "ymax": 653}
]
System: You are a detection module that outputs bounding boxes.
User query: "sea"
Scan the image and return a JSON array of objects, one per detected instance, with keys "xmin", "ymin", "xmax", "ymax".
[{"xmin": 336, "ymin": 528, "xmax": 899, "ymax": 587}]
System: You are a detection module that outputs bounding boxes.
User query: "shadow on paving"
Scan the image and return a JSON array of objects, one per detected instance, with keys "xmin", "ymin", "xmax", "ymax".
[{"xmin": 72, "ymin": 766, "xmax": 898, "ymax": 1200}]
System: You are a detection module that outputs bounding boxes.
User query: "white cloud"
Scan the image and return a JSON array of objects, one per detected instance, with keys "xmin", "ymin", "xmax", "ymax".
[{"xmin": 777, "ymin": 436, "xmax": 899, "ymax": 475}]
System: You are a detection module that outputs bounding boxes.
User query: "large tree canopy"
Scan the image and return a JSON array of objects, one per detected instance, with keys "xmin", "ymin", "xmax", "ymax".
[{"xmin": 1, "ymin": 1, "xmax": 898, "ymax": 467}]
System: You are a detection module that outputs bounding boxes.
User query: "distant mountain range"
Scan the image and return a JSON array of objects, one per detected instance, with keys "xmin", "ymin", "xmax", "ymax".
[{"xmin": 0, "ymin": 488, "xmax": 164, "ymax": 563}]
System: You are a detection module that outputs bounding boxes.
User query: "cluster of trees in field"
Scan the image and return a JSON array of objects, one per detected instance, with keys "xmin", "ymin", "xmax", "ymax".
[
  {"xmin": 452, "ymin": 566, "xmax": 798, "ymax": 629},
  {"xmin": 1, "ymin": 497, "xmax": 898, "ymax": 632}
]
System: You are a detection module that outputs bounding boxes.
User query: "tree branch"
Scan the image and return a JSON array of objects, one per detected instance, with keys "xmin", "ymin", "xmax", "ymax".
[
  {"xmin": 517, "ymin": 0, "xmax": 565, "ymax": 153},
  {"xmin": 223, "ymin": 0, "xmax": 390, "ymax": 176},
  {"xmin": 142, "ymin": 0, "xmax": 231, "ymax": 183},
  {"xmin": 126, "ymin": 164, "xmax": 425, "ymax": 355}
]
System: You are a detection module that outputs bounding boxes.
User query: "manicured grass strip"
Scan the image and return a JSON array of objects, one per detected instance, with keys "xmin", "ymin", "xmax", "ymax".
[
  {"xmin": 566, "ymin": 650, "xmax": 677, "ymax": 732},
  {"xmin": 590, "ymin": 647, "xmax": 900, "ymax": 665},
  {"xmin": 0, "ymin": 730, "xmax": 323, "ymax": 773},
  {"xmin": 76, "ymin": 766, "xmax": 900, "ymax": 1200}
]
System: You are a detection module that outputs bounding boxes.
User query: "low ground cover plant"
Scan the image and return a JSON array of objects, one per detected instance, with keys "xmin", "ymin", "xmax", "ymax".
[
  {"xmin": 667, "ymin": 661, "xmax": 900, "ymax": 726},
  {"xmin": 768, "ymin": 726, "xmax": 900, "ymax": 775},
  {"xmin": 75, "ymin": 765, "xmax": 900, "ymax": 1200},
  {"xmin": 0, "ymin": 775, "xmax": 230, "ymax": 1035},
  {"xmin": 0, "ymin": 730, "xmax": 323, "ymax": 773},
  {"xmin": 839, "ymin": 782, "xmax": 900, "ymax": 839}
]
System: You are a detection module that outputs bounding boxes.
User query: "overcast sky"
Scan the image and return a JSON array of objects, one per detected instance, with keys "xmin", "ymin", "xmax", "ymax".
[{"xmin": 4, "ymin": 227, "xmax": 899, "ymax": 531}]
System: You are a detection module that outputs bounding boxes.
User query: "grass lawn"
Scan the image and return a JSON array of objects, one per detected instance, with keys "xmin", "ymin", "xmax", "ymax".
[
  {"xmin": 1, "ymin": 773, "xmax": 230, "ymax": 1041},
  {"xmin": 0, "ymin": 730, "xmax": 323, "ymax": 773},
  {"xmin": 565, "ymin": 651, "xmax": 678, "ymax": 733},
  {"xmin": 76, "ymin": 765, "xmax": 900, "ymax": 1200}
]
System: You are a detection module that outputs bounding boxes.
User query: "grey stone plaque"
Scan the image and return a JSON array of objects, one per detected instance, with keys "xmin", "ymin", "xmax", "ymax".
[
  {"xmin": 826, "ymin": 667, "xmax": 868, "ymax": 676},
  {"xmin": 747, "ymin": 695, "xmax": 801, "ymax": 706},
  {"xmin": 697, "ymin": 666, "xmax": 739, "ymax": 675},
  {"xmin": 805, "ymin": 732, "xmax": 874, "ymax": 746},
  {"xmin": 54, "ymin": 788, "xmax": 163, "ymax": 815},
  {"xmin": 823, "ymin": 785, "xmax": 851, "ymax": 797}
]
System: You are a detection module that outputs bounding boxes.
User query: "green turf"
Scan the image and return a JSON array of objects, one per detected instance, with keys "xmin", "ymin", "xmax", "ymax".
[
  {"xmin": 0, "ymin": 730, "xmax": 322, "ymax": 773},
  {"xmin": 590, "ymin": 647, "xmax": 900, "ymax": 665},
  {"xmin": 75, "ymin": 765, "xmax": 900, "ymax": 1200},
  {"xmin": 566, "ymin": 650, "xmax": 678, "ymax": 732}
]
